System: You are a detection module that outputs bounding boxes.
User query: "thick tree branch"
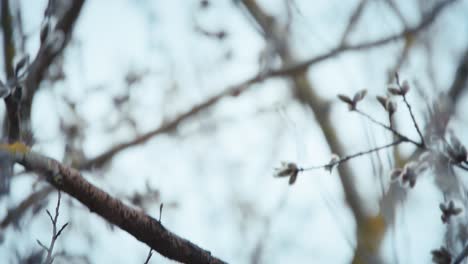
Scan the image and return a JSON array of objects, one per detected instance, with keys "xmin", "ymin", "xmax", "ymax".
[
  {"xmin": 0, "ymin": 148, "xmax": 226, "ymax": 264},
  {"xmin": 2, "ymin": 0, "xmax": 20, "ymax": 142}
]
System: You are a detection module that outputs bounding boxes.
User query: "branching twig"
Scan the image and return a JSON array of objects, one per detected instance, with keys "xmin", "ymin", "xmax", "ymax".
[
  {"xmin": 354, "ymin": 109, "xmax": 423, "ymax": 148},
  {"xmin": 267, "ymin": 0, "xmax": 458, "ymax": 79},
  {"xmin": 36, "ymin": 191, "xmax": 69, "ymax": 264}
]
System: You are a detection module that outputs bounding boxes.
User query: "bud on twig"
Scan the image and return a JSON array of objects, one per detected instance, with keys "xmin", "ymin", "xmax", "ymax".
[
  {"xmin": 337, "ymin": 89, "xmax": 367, "ymax": 111},
  {"xmin": 431, "ymin": 247, "xmax": 451, "ymax": 264},
  {"xmin": 274, "ymin": 162, "xmax": 300, "ymax": 185},
  {"xmin": 324, "ymin": 154, "xmax": 340, "ymax": 173},
  {"xmin": 439, "ymin": 200, "xmax": 462, "ymax": 223}
]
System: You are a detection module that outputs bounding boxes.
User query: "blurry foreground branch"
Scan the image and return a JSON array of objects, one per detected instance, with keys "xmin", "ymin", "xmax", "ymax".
[{"xmin": 0, "ymin": 146, "xmax": 226, "ymax": 264}]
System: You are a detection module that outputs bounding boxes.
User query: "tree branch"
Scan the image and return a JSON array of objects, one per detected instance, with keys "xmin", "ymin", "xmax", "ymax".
[
  {"xmin": 267, "ymin": 0, "xmax": 457, "ymax": 78},
  {"xmin": 0, "ymin": 186, "xmax": 54, "ymax": 229},
  {"xmin": 79, "ymin": 76, "xmax": 261, "ymax": 170},
  {"xmin": 1, "ymin": 148, "xmax": 226, "ymax": 264},
  {"xmin": 21, "ymin": 0, "xmax": 85, "ymax": 144},
  {"xmin": 448, "ymin": 47, "xmax": 468, "ymax": 102},
  {"xmin": 1, "ymin": 0, "xmax": 20, "ymax": 142}
]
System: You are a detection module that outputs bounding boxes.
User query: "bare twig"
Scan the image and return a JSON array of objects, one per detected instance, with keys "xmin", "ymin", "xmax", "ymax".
[
  {"xmin": 395, "ymin": 73, "xmax": 426, "ymax": 147},
  {"xmin": 339, "ymin": 0, "xmax": 368, "ymax": 45},
  {"xmin": 37, "ymin": 191, "xmax": 69, "ymax": 264},
  {"xmin": 301, "ymin": 139, "xmax": 404, "ymax": 171},
  {"xmin": 143, "ymin": 248, "xmax": 153, "ymax": 264},
  {"xmin": 454, "ymin": 243, "xmax": 468, "ymax": 264},
  {"xmin": 272, "ymin": 0, "xmax": 457, "ymax": 76},
  {"xmin": 355, "ymin": 109, "xmax": 423, "ymax": 148},
  {"xmin": 159, "ymin": 203, "xmax": 163, "ymax": 223}
]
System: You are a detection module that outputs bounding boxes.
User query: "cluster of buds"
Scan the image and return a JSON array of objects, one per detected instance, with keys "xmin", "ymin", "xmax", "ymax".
[
  {"xmin": 274, "ymin": 162, "xmax": 300, "ymax": 185},
  {"xmin": 390, "ymin": 162, "xmax": 419, "ymax": 188},
  {"xmin": 439, "ymin": 200, "xmax": 462, "ymax": 223},
  {"xmin": 337, "ymin": 89, "xmax": 367, "ymax": 111},
  {"xmin": 387, "ymin": 80, "xmax": 410, "ymax": 96},
  {"xmin": 375, "ymin": 76, "xmax": 412, "ymax": 117},
  {"xmin": 431, "ymin": 246, "xmax": 451, "ymax": 264}
]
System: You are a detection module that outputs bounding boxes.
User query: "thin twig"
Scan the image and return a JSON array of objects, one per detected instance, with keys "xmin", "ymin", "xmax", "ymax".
[
  {"xmin": 143, "ymin": 248, "xmax": 153, "ymax": 264},
  {"xmin": 159, "ymin": 203, "xmax": 163, "ymax": 223},
  {"xmin": 37, "ymin": 191, "xmax": 69, "ymax": 264},
  {"xmin": 301, "ymin": 139, "xmax": 405, "ymax": 171},
  {"xmin": 395, "ymin": 74, "xmax": 426, "ymax": 147},
  {"xmin": 454, "ymin": 243, "xmax": 468, "ymax": 264},
  {"xmin": 267, "ymin": 0, "xmax": 457, "ymax": 79},
  {"xmin": 455, "ymin": 163, "xmax": 468, "ymax": 171},
  {"xmin": 339, "ymin": 0, "xmax": 368, "ymax": 45},
  {"xmin": 354, "ymin": 109, "xmax": 423, "ymax": 148}
]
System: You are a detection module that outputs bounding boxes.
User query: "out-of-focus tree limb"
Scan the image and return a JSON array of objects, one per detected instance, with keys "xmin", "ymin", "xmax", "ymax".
[
  {"xmin": 2, "ymin": 0, "xmax": 84, "ymax": 144},
  {"xmin": 1, "ymin": 0, "xmax": 84, "ymax": 197},
  {"xmin": 2, "ymin": 0, "xmax": 20, "ymax": 142},
  {"xmin": 268, "ymin": 0, "xmax": 457, "ymax": 78},
  {"xmin": 21, "ymin": 0, "xmax": 85, "ymax": 144},
  {"xmin": 0, "ymin": 186, "xmax": 53, "ymax": 229},
  {"xmin": 339, "ymin": 0, "xmax": 368, "ymax": 45},
  {"xmin": 448, "ymin": 47, "xmax": 468, "ymax": 102},
  {"xmin": 79, "ymin": 75, "xmax": 261, "ymax": 170},
  {"xmin": 80, "ymin": 0, "xmax": 457, "ymax": 175},
  {"xmin": 0, "ymin": 146, "xmax": 226, "ymax": 264}
]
